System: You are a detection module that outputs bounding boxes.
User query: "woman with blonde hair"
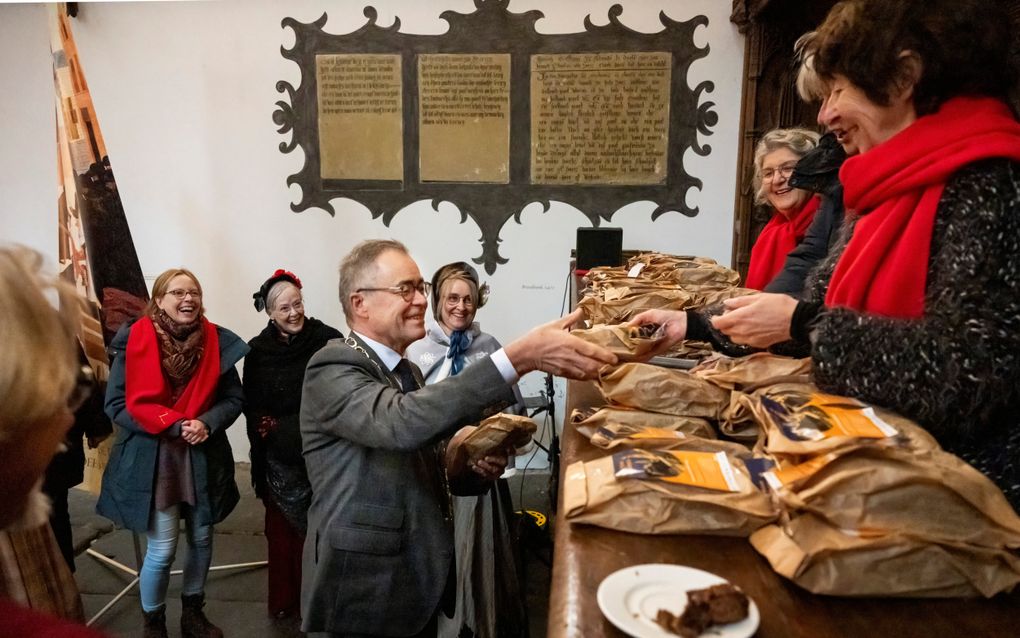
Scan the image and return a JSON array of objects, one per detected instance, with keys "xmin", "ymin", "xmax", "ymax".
[
  {"xmin": 98, "ymin": 267, "xmax": 248, "ymax": 638},
  {"xmin": 407, "ymin": 261, "xmax": 527, "ymax": 638},
  {"xmin": 0, "ymin": 245, "xmax": 105, "ymax": 637}
]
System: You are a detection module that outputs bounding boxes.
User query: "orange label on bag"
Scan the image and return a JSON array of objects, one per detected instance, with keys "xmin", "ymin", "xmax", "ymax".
[
  {"xmin": 632, "ymin": 427, "xmax": 685, "ymax": 440},
  {"xmin": 596, "ymin": 426, "xmax": 686, "ymax": 442},
  {"xmin": 612, "ymin": 449, "xmax": 740, "ymax": 492},
  {"xmin": 763, "ymin": 453, "xmax": 841, "ymax": 490},
  {"xmin": 762, "ymin": 392, "xmax": 898, "ymax": 442}
]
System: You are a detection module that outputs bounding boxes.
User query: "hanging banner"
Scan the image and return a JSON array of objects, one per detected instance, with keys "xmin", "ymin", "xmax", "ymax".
[{"xmin": 49, "ymin": 4, "xmax": 149, "ymax": 494}]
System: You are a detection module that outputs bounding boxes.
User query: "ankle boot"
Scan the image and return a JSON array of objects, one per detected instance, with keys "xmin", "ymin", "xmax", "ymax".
[
  {"xmin": 142, "ymin": 607, "xmax": 168, "ymax": 638},
  {"xmin": 181, "ymin": 593, "xmax": 224, "ymax": 638}
]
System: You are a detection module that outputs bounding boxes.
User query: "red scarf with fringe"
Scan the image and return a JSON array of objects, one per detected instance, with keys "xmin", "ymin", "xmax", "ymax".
[
  {"xmin": 125, "ymin": 316, "xmax": 221, "ymax": 434},
  {"xmin": 745, "ymin": 195, "xmax": 820, "ymax": 290},
  {"xmin": 827, "ymin": 96, "xmax": 1020, "ymax": 318}
]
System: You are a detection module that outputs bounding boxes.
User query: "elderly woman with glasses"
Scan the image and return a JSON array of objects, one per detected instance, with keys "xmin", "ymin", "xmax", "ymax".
[
  {"xmin": 407, "ymin": 262, "xmax": 527, "ymax": 638},
  {"xmin": 242, "ymin": 269, "xmax": 342, "ymax": 619},
  {"xmin": 745, "ymin": 128, "xmax": 821, "ymax": 290},
  {"xmin": 97, "ymin": 268, "xmax": 248, "ymax": 638}
]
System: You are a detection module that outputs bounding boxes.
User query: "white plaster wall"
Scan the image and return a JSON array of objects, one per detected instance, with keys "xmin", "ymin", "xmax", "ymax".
[{"xmin": 0, "ymin": 0, "xmax": 744, "ymax": 460}]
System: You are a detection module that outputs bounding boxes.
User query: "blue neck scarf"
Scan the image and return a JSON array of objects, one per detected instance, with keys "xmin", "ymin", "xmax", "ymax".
[{"xmin": 447, "ymin": 330, "xmax": 469, "ymax": 376}]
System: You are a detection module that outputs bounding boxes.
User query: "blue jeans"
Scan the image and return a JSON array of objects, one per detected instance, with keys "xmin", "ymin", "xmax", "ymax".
[{"xmin": 139, "ymin": 504, "xmax": 213, "ymax": 612}]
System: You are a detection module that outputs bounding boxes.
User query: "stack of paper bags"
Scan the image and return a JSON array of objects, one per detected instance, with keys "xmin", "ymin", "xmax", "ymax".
[
  {"xmin": 577, "ymin": 252, "xmax": 748, "ymax": 326},
  {"xmin": 745, "ymin": 386, "xmax": 1020, "ymax": 597}
]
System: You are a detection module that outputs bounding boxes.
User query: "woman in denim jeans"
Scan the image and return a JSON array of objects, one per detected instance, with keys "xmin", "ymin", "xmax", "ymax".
[{"xmin": 98, "ymin": 268, "xmax": 248, "ymax": 638}]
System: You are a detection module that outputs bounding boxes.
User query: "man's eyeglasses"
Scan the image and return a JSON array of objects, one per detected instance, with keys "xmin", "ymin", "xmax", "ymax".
[
  {"xmin": 761, "ymin": 163, "xmax": 798, "ymax": 183},
  {"xmin": 444, "ymin": 293, "xmax": 475, "ymax": 308},
  {"xmin": 68, "ymin": 365, "xmax": 95, "ymax": 412},
  {"xmin": 357, "ymin": 280, "xmax": 431, "ymax": 302},
  {"xmin": 165, "ymin": 289, "xmax": 202, "ymax": 300}
]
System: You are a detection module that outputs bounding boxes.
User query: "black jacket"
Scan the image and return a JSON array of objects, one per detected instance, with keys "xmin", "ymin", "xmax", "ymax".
[
  {"xmin": 242, "ymin": 317, "xmax": 342, "ymax": 506},
  {"xmin": 44, "ymin": 349, "xmax": 112, "ymax": 492}
]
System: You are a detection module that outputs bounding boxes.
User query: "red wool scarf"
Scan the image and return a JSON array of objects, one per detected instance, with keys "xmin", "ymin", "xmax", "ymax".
[
  {"xmin": 125, "ymin": 316, "xmax": 221, "ymax": 434},
  {"xmin": 827, "ymin": 96, "xmax": 1020, "ymax": 318},
  {"xmin": 745, "ymin": 195, "xmax": 820, "ymax": 290}
]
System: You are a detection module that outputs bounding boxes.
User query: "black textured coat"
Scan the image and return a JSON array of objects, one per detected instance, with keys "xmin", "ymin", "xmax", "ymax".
[
  {"xmin": 689, "ymin": 159, "xmax": 1020, "ymax": 509},
  {"xmin": 806, "ymin": 159, "xmax": 1020, "ymax": 509},
  {"xmin": 242, "ymin": 318, "xmax": 342, "ymax": 508}
]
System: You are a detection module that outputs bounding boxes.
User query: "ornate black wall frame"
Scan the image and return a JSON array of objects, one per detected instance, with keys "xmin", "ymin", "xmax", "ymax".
[{"xmin": 274, "ymin": 0, "xmax": 717, "ymax": 273}]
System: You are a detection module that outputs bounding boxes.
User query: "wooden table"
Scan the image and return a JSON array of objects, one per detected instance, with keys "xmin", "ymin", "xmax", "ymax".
[{"xmin": 546, "ymin": 381, "xmax": 1020, "ymax": 638}]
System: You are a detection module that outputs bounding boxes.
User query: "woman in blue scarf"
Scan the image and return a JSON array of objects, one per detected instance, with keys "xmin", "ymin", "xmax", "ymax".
[{"xmin": 407, "ymin": 262, "xmax": 527, "ymax": 638}]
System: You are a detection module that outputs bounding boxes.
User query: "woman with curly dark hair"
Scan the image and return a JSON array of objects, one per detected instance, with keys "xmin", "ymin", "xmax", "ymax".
[{"xmin": 634, "ymin": 0, "xmax": 1020, "ymax": 510}]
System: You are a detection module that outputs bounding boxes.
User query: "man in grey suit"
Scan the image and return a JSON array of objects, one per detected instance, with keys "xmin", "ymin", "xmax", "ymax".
[{"xmin": 300, "ymin": 239, "xmax": 615, "ymax": 637}]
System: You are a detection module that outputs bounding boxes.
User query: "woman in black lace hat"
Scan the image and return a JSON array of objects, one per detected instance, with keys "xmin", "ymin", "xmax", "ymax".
[{"xmin": 243, "ymin": 270, "xmax": 342, "ymax": 619}]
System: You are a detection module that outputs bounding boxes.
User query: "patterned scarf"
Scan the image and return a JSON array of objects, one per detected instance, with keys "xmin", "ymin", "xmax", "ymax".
[{"xmin": 152, "ymin": 309, "xmax": 205, "ymax": 391}]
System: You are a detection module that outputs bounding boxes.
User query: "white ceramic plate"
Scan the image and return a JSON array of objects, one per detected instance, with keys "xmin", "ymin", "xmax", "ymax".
[{"xmin": 596, "ymin": 563, "xmax": 760, "ymax": 638}]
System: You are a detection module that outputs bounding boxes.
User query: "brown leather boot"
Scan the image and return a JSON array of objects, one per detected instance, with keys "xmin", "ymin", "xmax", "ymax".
[
  {"xmin": 180, "ymin": 593, "xmax": 224, "ymax": 638},
  {"xmin": 142, "ymin": 607, "xmax": 168, "ymax": 638}
]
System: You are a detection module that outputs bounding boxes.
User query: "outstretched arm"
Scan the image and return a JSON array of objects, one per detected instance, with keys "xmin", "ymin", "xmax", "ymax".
[{"xmin": 504, "ymin": 308, "xmax": 617, "ymax": 378}]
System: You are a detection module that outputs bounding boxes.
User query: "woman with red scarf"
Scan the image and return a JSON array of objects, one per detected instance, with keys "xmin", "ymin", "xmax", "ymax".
[
  {"xmin": 632, "ymin": 0, "xmax": 1020, "ymax": 510},
  {"xmin": 744, "ymin": 128, "xmax": 821, "ymax": 290},
  {"xmin": 98, "ymin": 268, "xmax": 248, "ymax": 638}
]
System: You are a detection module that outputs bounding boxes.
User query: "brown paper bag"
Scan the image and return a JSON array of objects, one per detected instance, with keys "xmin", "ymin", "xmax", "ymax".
[
  {"xmin": 80, "ymin": 434, "xmax": 112, "ymax": 495},
  {"xmin": 599, "ymin": 280, "xmax": 687, "ymax": 302},
  {"xmin": 665, "ymin": 340, "xmax": 715, "ymax": 360},
  {"xmin": 750, "ymin": 513, "xmax": 1020, "ymax": 597},
  {"xmin": 717, "ymin": 391, "xmax": 766, "ymax": 442},
  {"xmin": 563, "ymin": 443, "xmax": 777, "ymax": 536},
  {"xmin": 588, "ymin": 424, "xmax": 692, "ymax": 450},
  {"xmin": 764, "ymin": 445, "xmax": 1020, "ymax": 549},
  {"xmin": 743, "ymin": 384, "xmax": 940, "ymax": 459},
  {"xmin": 599, "ymin": 363, "xmax": 730, "ymax": 419},
  {"xmin": 578, "ymin": 289, "xmax": 695, "ymax": 325},
  {"xmin": 625, "ymin": 254, "xmax": 740, "ymax": 288},
  {"xmin": 572, "ymin": 324, "xmax": 666, "ymax": 362},
  {"xmin": 694, "ymin": 287, "xmax": 757, "ymax": 307},
  {"xmin": 462, "ymin": 413, "xmax": 536, "ymax": 461},
  {"xmin": 447, "ymin": 414, "xmax": 537, "ymax": 477},
  {"xmin": 570, "ymin": 406, "xmax": 717, "ymax": 441},
  {"xmin": 691, "ymin": 353, "xmax": 812, "ymax": 391}
]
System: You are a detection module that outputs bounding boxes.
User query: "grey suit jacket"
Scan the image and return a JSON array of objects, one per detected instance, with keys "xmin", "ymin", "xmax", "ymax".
[{"xmin": 299, "ymin": 334, "xmax": 515, "ymax": 636}]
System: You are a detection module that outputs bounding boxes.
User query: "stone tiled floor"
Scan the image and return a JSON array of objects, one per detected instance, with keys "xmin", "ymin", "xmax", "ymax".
[{"xmin": 71, "ymin": 464, "xmax": 553, "ymax": 637}]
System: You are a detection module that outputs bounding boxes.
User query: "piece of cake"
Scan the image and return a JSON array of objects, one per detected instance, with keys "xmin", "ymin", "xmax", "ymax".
[{"xmin": 655, "ymin": 583, "xmax": 749, "ymax": 637}]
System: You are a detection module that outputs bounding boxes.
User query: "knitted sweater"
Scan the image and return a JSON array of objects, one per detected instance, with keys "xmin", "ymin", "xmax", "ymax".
[{"xmin": 806, "ymin": 159, "xmax": 1020, "ymax": 509}]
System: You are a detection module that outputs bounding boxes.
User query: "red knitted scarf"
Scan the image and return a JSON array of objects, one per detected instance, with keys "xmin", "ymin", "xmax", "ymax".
[
  {"xmin": 125, "ymin": 316, "xmax": 221, "ymax": 434},
  {"xmin": 827, "ymin": 96, "xmax": 1020, "ymax": 318},
  {"xmin": 745, "ymin": 195, "xmax": 820, "ymax": 290}
]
